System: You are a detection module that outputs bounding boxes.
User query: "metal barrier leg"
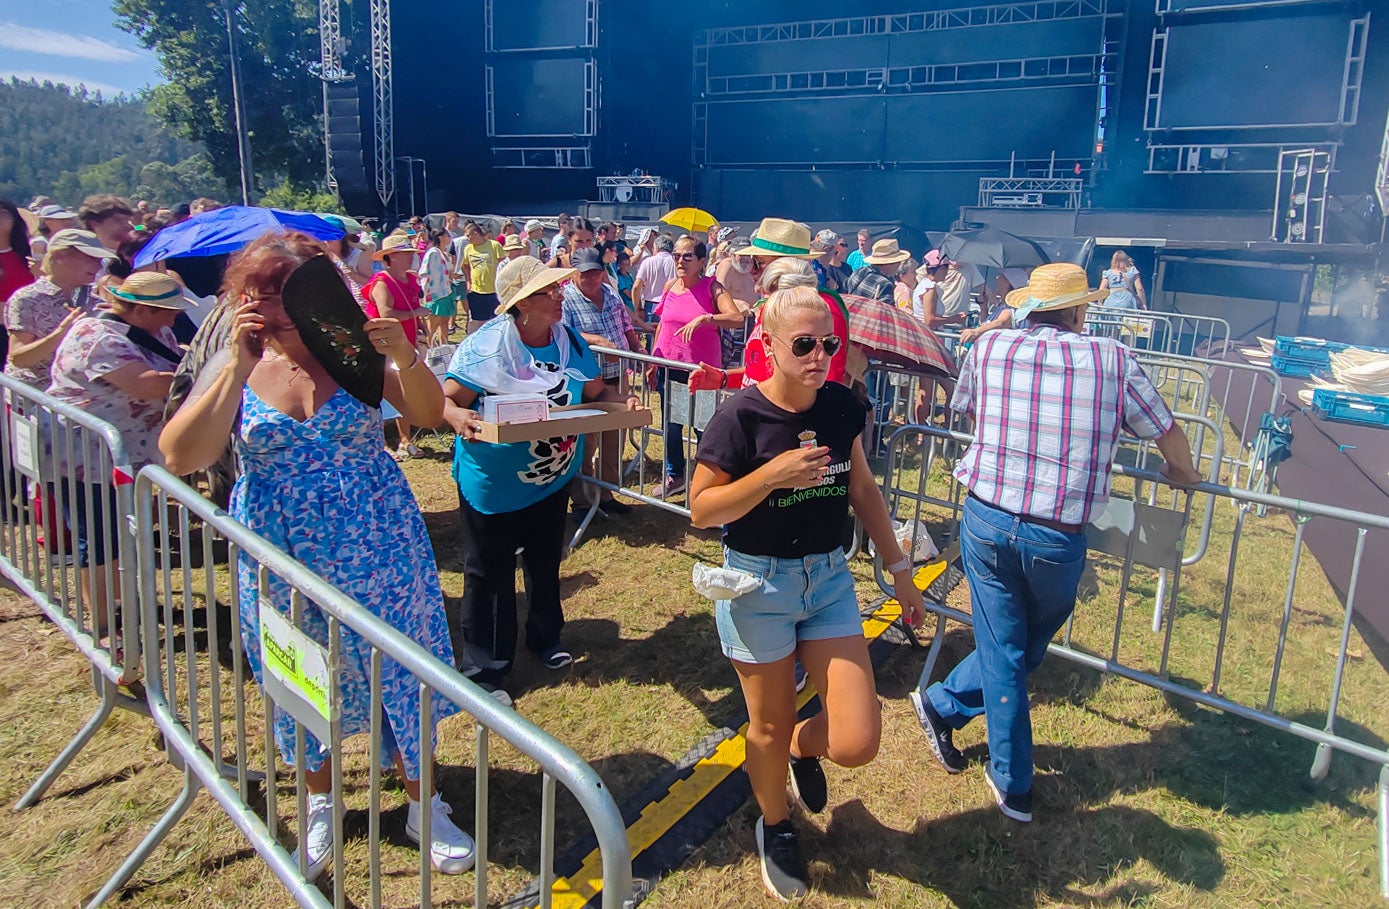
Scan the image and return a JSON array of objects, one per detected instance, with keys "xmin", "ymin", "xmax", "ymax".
[
  {"xmin": 913, "ymin": 614, "xmax": 949, "ymax": 698},
  {"xmin": 12, "ymin": 675, "xmax": 120, "ymax": 811},
  {"xmin": 85, "ymin": 766, "xmax": 200, "ymax": 908},
  {"xmin": 1379, "ymin": 764, "xmax": 1388, "ymax": 899}
]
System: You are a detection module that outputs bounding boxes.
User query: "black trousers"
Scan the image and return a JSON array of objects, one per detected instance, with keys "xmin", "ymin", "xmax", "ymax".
[{"xmin": 456, "ymin": 484, "xmax": 569, "ymax": 683}]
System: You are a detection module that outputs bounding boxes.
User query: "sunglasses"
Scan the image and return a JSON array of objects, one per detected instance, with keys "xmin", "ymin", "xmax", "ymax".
[
  {"xmin": 672, "ymin": 252, "xmax": 699, "ymax": 261},
  {"xmin": 773, "ymin": 333, "xmax": 843, "ymax": 358}
]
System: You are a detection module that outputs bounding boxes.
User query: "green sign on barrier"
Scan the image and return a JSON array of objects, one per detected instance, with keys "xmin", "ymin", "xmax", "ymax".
[{"xmin": 259, "ymin": 600, "xmax": 333, "ymax": 724}]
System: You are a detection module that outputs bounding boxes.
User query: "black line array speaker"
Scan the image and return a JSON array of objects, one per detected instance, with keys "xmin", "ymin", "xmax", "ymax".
[{"xmin": 326, "ymin": 80, "xmax": 367, "ymax": 193}]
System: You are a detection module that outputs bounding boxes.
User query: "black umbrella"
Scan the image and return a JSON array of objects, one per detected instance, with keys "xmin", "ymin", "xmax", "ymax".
[
  {"xmin": 935, "ymin": 227, "xmax": 1050, "ymax": 269},
  {"xmin": 281, "ymin": 254, "xmax": 385, "ymax": 407}
]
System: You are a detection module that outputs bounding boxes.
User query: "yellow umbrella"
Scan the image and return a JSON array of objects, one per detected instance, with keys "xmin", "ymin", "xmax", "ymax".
[{"xmin": 660, "ymin": 207, "xmax": 719, "ymax": 234}]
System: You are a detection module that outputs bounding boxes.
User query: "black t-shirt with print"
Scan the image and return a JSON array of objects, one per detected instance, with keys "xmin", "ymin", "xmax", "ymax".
[{"xmin": 696, "ymin": 382, "xmax": 867, "ymax": 558}]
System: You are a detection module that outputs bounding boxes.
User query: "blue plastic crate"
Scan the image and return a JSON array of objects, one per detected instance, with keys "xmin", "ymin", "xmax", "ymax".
[
  {"xmin": 1311, "ymin": 388, "xmax": 1389, "ymax": 429},
  {"xmin": 1270, "ymin": 354, "xmax": 1325, "ymax": 378},
  {"xmin": 1274, "ymin": 336, "xmax": 1350, "ymax": 363}
]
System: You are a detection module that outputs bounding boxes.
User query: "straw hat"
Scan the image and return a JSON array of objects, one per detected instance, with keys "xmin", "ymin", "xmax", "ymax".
[
  {"xmin": 732, "ymin": 217, "xmax": 819, "ymax": 259},
  {"xmin": 372, "ymin": 233, "xmax": 418, "ymax": 261},
  {"xmin": 104, "ymin": 272, "xmax": 189, "ymax": 310},
  {"xmin": 1005, "ymin": 262, "xmax": 1108, "ymax": 316},
  {"xmin": 502, "ymin": 233, "xmax": 527, "ymax": 252},
  {"xmin": 864, "ymin": 238, "xmax": 911, "ymax": 266},
  {"xmin": 496, "ymin": 257, "xmax": 576, "ymax": 313}
]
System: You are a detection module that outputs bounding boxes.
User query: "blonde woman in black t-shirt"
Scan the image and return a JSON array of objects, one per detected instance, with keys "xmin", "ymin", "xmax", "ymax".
[{"xmin": 690, "ymin": 285, "xmax": 926, "ymax": 901}]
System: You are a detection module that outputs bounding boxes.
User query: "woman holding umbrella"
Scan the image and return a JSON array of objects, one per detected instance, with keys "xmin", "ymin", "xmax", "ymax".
[{"xmin": 159, "ymin": 233, "xmax": 471, "ymax": 881}]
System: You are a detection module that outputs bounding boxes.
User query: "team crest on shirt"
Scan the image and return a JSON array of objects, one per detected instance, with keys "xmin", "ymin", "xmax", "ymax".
[{"xmin": 517, "ymin": 363, "xmax": 580, "ymax": 485}]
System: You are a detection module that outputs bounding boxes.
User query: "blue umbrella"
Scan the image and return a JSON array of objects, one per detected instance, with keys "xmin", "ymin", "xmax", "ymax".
[{"xmin": 133, "ymin": 206, "xmax": 346, "ymax": 267}]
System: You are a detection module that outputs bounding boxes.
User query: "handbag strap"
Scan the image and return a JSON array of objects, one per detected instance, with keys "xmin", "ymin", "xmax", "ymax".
[{"xmin": 97, "ymin": 312, "xmax": 183, "ymax": 366}]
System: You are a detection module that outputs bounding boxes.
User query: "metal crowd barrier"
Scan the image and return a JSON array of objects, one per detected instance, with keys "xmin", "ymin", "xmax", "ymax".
[
  {"xmin": 1087, "ymin": 307, "xmax": 1232, "ymax": 359},
  {"xmin": 877, "ymin": 422, "xmax": 1389, "ymax": 899},
  {"xmin": 89, "ymin": 467, "xmax": 634, "ymax": 909},
  {"xmin": 0, "ymin": 373, "xmax": 145, "ymax": 812},
  {"xmin": 569, "ymin": 346, "xmax": 713, "ymax": 548}
]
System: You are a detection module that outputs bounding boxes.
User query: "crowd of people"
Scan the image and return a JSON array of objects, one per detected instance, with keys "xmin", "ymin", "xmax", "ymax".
[{"xmin": 0, "ymin": 191, "xmax": 1189, "ymax": 900}]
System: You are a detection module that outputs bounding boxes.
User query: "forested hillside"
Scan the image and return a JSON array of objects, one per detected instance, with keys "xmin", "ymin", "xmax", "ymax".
[{"xmin": 0, "ymin": 78, "xmax": 227, "ymax": 206}]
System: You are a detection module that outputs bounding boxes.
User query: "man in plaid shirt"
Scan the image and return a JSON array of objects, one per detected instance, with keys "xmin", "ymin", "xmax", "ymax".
[
  {"xmin": 562, "ymin": 248, "xmax": 642, "ymax": 515},
  {"xmin": 910, "ymin": 263, "xmax": 1201, "ymax": 823}
]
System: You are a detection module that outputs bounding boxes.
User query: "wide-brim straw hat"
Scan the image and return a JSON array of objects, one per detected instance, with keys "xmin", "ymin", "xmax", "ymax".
[
  {"xmin": 1005, "ymin": 262, "xmax": 1108, "ymax": 316},
  {"xmin": 502, "ymin": 234, "xmax": 527, "ymax": 251},
  {"xmin": 732, "ymin": 217, "xmax": 819, "ymax": 259},
  {"xmin": 372, "ymin": 233, "xmax": 418, "ymax": 261},
  {"xmin": 496, "ymin": 257, "xmax": 576, "ymax": 313},
  {"xmin": 103, "ymin": 272, "xmax": 189, "ymax": 310},
  {"xmin": 864, "ymin": 238, "xmax": 911, "ymax": 265}
]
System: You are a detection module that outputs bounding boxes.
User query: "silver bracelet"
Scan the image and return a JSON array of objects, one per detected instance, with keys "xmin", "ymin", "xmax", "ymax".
[{"xmin": 393, "ymin": 349, "xmax": 421, "ymax": 371}]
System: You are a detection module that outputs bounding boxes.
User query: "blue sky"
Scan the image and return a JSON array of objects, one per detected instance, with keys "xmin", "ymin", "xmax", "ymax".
[{"xmin": 0, "ymin": 0, "xmax": 164, "ymax": 97}]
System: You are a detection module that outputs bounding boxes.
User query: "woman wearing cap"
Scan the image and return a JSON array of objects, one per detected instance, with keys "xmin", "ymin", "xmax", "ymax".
[
  {"xmin": 363, "ymin": 233, "xmax": 428, "ymax": 459},
  {"xmin": 650, "ymin": 236, "xmax": 747, "ymax": 497},
  {"xmin": 689, "ymin": 284, "xmax": 925, "ymax": 901},
  {"xmin": 442, "ymin": 257, "xmax": 637, "ymax": 700},
  {"xmin": 421, "ymin": 228, "xmax": 457, "ymax": 348},
  {"xmin": 5, "ymin": 229, "xmax": 109, "ymax": 392},
  {"xmin": 47, "ymin": 271, "xmax": 185, "ymax": 633},
  {"xmin": 159, "ymin": 232, "xmax": 471, "ymax": 881}
]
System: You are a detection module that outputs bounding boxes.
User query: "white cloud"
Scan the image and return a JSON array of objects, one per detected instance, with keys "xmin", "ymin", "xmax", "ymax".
[
  {"xmin": 0, "ymin": 24, "xmax": 144, "ymax": 63},
  {"xmin": 0, "ymin": 70, "xmax": 132, "ymax": 98}
]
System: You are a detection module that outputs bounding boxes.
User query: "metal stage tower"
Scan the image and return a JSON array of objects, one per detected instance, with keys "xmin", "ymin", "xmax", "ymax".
[
  {"xmin": 318, "ymin": 0, "xmax": 344, "ymax": 194},
  {"xmin": 370, "ymin": 0, "xmax": 394, "ymax": 210}
]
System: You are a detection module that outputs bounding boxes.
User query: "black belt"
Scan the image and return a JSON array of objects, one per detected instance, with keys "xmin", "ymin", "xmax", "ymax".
[{"xmin": 968, "ymin": 492, "xmax": 1083, "ymax": 535}]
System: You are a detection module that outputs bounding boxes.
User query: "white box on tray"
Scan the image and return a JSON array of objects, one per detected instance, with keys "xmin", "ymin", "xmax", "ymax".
[{"xmin": 480, "ymin": 393, "xmax": 549, "ymax": 425}]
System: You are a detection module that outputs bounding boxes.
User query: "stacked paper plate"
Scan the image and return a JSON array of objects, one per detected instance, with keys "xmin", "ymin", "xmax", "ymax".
[{"xmin": 1329, "ymin": 349, "xmax": 1389, "ymax": 396}]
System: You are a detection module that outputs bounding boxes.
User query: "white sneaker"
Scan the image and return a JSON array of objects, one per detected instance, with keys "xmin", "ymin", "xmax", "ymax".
[
  {"xmin": 292, "ymin": 792, "xmax": 335, "ymax": 881},
  {"xmin": 406, "ymin": 792, "xmax": 477, "ymax": 874}
]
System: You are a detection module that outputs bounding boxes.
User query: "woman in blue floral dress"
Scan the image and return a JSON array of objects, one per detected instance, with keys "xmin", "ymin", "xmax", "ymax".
[{"xmin": 159, "ymin": 232, "xmax": 473, "ymax": 881}]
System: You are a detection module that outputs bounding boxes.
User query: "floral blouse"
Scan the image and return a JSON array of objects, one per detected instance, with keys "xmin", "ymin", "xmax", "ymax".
[{"xmin": 47, "ymin": 315, "xmax": 181, "ymax": 478}]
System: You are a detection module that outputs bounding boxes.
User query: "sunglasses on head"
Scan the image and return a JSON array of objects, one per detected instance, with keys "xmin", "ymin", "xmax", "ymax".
[{"xmin": 775, "ymin": 333, "xmax": 843, "ymax": 358}]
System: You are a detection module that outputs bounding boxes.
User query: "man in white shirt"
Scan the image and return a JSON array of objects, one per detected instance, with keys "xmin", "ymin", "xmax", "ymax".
[{"xmin": 630, "ymin": 234, "xmax": 676, "ymax": 323}]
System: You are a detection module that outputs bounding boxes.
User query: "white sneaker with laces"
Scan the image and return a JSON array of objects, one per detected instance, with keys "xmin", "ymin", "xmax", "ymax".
[
  {"xmin": 292, "ymin": 792, "xmax": 335, "ymax": 881},
  {"xmin": 406, "ymin": 792, "xmax": 477, "ymax": 874}
]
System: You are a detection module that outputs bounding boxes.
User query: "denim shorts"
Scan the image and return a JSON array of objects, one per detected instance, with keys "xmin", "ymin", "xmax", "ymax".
[{"xmin": 715, "ymin": 547, "xmax": 863, "ymax": 664}]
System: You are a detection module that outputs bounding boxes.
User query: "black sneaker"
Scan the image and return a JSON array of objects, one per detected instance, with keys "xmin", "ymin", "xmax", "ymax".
[
  {"xmin": 600, "ymin": 499, "xmax": 632, "ymax": 516},
  {"xmin": 788, "ymin": 755, "xmax": 827, "ymax": 814},
  {"xmin": 910, "ymin": 689, "xmax": 967, "ymax": 774},
  {"xmin": 985, "ymin": 772, "xmax": 1033, "ymax": 823},
  {"xmin": 540, "ymin": 646, "xmax": 573, "ymax": 670},
  {"xmin": 755, "ymin": 816, "xmax": 808, "ymax": 902},
  {"xmin": 793, "ymin": 660, "xmax": 808, "ymax": 694}
]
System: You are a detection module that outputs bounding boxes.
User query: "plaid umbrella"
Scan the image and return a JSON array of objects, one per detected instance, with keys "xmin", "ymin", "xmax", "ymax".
[{"xmin": 840, "ymin": 293, "xmax": 956, "ymax": 377}]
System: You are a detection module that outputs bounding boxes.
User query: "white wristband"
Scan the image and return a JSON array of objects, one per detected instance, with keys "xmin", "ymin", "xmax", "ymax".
[{"xmin": 885, "ymin": 556, "xmax": 912, "ymax": 575}]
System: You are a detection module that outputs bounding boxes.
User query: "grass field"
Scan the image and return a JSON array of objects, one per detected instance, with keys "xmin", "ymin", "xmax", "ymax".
[{"xmin": 0, "ymin": 420, "xmax": 1386, "ymax": 908}]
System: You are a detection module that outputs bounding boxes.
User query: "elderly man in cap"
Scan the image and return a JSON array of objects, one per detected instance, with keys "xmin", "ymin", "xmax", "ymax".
[
  {"xmin": 5, "ymin": 229, "xmax": 111, "ymax": 391},
  {"xmin": 523, "ymin": 219, "xmax": 545, "ymax": 258},
  {"xmin": 562, "ymin": 247, "xmax": 642, "ymax": 516},
  {"xmin": 911, "ymin": 262, "xmax": 1201, "ymax": 823},
  {"xmin": 844, "ymin": 238, "xmax": 909, "ymax": 304}
]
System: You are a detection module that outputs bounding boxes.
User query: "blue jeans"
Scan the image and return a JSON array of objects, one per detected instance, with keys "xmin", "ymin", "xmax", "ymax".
[{"xmin": 927, "ymin": 495, "xmax": 1086, "ymax": 796}]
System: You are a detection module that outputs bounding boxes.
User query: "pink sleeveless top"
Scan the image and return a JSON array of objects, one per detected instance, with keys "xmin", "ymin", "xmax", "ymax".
[{"xmin": 652, "ymin": 276, "xmax": 720, "ymax": 367}]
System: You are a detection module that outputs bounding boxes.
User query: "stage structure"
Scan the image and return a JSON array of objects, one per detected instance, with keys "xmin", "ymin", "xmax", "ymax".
[
  {"xmin": 346, "ymin": 0, "xmax": 1387, "ymax": 253},
  {"xmin": 483, "ymin": 0, "xmax": 599, "ymax": 170}
]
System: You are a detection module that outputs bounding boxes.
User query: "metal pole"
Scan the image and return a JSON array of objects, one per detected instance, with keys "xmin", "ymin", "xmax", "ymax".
[
  {"xmin": 421, "ymin": 158, "xmax": 429, "ymax": 217},
  {"xmin": 223, "ymin": 0, "xmax": 255, "ymax": 205}
]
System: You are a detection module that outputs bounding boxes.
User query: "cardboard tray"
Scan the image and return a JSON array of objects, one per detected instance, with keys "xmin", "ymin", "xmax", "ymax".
[{"xmin": 473, "ymin": 402, "xmax": 653, "ymax": 444}]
